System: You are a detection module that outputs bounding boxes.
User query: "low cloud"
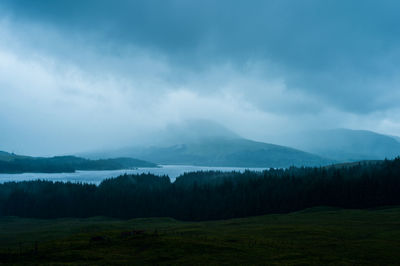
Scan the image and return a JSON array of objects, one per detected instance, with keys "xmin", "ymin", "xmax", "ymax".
[{"xmin": 1, "ymin": 1, "xmax": 400, "ymax": 155}]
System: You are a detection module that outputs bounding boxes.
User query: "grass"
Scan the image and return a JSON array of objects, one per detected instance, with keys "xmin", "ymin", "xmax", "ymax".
[{"xmin": 1, "ymin": 207, "xmax": 400, "ymax": 265}]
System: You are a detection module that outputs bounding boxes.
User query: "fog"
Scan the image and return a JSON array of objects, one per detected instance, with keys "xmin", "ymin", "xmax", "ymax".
[{"xmin": 1, "ymin": 1, "xmax": 400, "ymax": 156}]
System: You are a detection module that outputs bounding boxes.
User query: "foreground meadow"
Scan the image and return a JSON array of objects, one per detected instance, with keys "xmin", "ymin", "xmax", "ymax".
[{"xmin": 1, "ymin": 207, "xmax": 399, "ymax": 265}]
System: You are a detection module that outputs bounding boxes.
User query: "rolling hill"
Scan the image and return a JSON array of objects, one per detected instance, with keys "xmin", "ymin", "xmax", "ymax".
[
  {"xmin": 0, "ymin": 151, "xmax": 157, "ymax": 173},
  {"xmin": 286, "ymin": 128, "xmax": 400, "ymax": 162}
]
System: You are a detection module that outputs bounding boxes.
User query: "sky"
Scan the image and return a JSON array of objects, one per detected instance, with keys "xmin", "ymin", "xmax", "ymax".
[{"xmin": 1, "ymin": 0, "xmax": 400, "ymax": 156}]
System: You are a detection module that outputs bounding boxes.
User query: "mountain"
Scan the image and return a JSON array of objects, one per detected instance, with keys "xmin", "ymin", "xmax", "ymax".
[
  {"xmin": 0, "ymin": 151, "xmax": 157, "ymax": 173},
  {"xmin": 285, "ymin": 129, "xmax": 400, "ymax": 162},
  {"xmin": 123, "ymin": 137, "xmax": 333, "ymax": 168},
  {"xmin": 390, "ymin": 135, "xmax": 400, "ymax": 143},
  {"xmin": 84, "ymin": 120, "xmax": 333, "ymax": 168}
]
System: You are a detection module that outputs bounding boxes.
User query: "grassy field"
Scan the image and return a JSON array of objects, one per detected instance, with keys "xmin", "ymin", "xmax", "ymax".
[{"xmin": 1, "ymin": 207, "xmax": 400, "ymax": 265}]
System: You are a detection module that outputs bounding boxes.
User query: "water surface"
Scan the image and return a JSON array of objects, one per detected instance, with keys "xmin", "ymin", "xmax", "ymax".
[{"xmin": 0, "ymin": 165, "xmax": 267, "ymax": 185}]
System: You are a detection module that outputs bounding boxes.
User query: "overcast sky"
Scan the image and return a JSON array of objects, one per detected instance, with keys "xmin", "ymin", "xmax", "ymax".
[{"xmin": 1, "ymin": 0, "xmax": 400, "ymax": 156}]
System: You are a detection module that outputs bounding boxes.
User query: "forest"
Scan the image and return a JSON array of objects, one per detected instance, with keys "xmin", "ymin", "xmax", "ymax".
[
  {"xmin": 0, "ymin": 154, "xmax": 157, "ymax": 173},
  {"xmin": 0, "ymin": 158, "xmax": 399, "ymax": 221}
]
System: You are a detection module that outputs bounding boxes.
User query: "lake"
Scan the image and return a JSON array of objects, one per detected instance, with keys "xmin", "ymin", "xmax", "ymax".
[{"xmin": 0, "ymin": 165, "xmax": 267, "ymax": 185}]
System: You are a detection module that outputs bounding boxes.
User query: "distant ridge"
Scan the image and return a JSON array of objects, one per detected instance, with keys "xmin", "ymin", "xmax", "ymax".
[
  {"xmin": 0, "ymin": 151, "xmax": 157, "ymax": 173},
  {"xmin": 323, "ymin": 160, "xmax": 382, "ymax": 169},
  {"xmin": 287, "ymin": 128, "xmax": 400, "ymax": 162}
]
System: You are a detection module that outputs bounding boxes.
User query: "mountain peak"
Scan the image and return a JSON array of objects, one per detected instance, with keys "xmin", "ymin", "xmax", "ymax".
[{"xmin": 159, "ymin": 119, "xmax": 240, "ymax": 145}]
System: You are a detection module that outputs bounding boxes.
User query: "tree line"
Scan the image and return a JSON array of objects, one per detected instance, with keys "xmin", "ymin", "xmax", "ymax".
[
  {"xmin": 0, "ymin": 156, "xmax": 156, "ymax": 173},
  {"xmin": 0, "ymin": 158, "xmax": 399, "ymax": 221}
]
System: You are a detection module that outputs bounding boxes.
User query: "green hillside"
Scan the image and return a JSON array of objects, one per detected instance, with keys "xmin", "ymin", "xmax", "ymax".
[{"xmin": 1, "ymin": 207, "xmax": 399, "ymax": 265}]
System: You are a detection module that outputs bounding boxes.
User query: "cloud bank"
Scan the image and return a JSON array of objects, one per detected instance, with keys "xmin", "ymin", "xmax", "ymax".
[{"xmin": 1, "ymin": 0, "xmax": 400, "ymax": 155}]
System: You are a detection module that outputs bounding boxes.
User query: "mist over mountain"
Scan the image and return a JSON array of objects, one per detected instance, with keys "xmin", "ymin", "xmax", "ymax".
[
  {"xmin": 148, "ymin": 119, "xmax": 240, "ymax": 146},
  {"xmin": 2, "ymin": 1, "xmax": 400, "ymax": 157},
  {"xmin": 84, "ymin": 120, "xmax": 333, "ymax": 168},
  {"xmin": 85, "ymin": 121, "xmax": 400, "ymax": 166},
  {"xmin": 283, "ymin": 128, "xmax": 400, "ymax": 162}
]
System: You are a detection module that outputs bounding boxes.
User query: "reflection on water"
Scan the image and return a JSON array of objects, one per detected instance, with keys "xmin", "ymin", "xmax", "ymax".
[{"xmin": 0, "ymin": 165, "xmax": 267, "ymax": 185}]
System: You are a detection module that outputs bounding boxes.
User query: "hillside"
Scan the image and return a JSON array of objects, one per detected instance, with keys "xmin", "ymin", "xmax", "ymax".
[
  {"xmin": 286, "ymin": 128, "xmax": 400, "ymax": 162},
  {"xmin": 128, "ymin": 137, "xmax": 333, "ymax": 168},
  {"xmin": 0, "ymin": 151, "xmax": 27, "ymax": 162},
  {"xmin": 0, "ymin": 151, "xmax": 157, "ymax": 173},
  {"xmin": 93, "ymin": 137, "xmax": 333, "ymax": 168},
  {"xmin": 391, "ymin": 135, "xmax": 400, "ymax": 143},
  {"xmin": 85, "ymin": 120, "xmax": 333, "ymax": 168}
]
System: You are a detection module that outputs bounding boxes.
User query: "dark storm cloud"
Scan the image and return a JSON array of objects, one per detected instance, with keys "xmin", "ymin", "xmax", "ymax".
[
  {"xmin": 2, "ymin": 0, "xmax": 400, "ymax": 113},
  {"xmin": 1, "ymin": 0, "xmax": 400, "ymax": 155}
]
